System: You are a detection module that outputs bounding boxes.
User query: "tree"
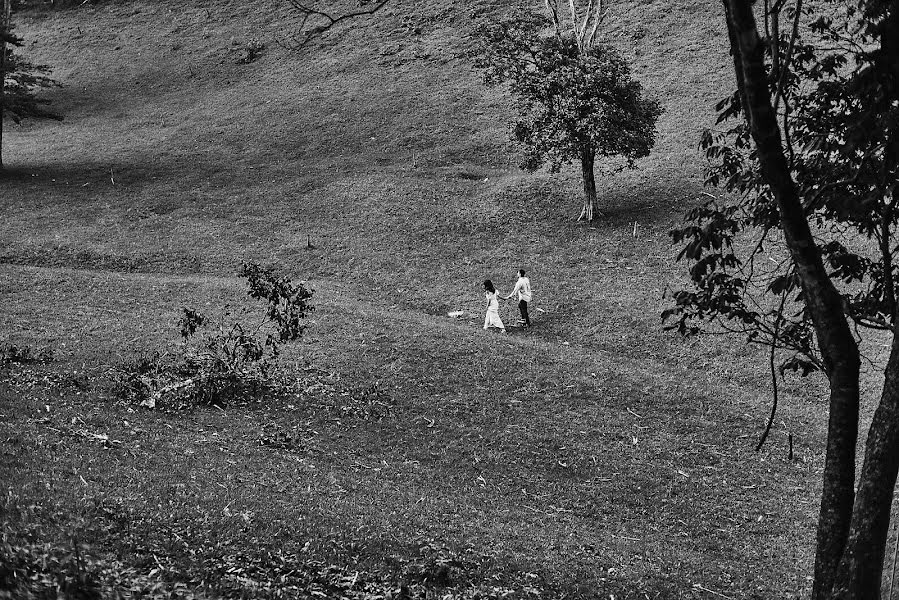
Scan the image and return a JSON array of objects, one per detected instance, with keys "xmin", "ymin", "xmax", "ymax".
[
  {"xmin": 474, "ymin": 1, "xmax": 661, "ymax": 222},
  {"xmin": 1, "ymin": 0, "xmax": 61, "ymax": 169},
  {"xmin": 665, "ymin": 0, "xmax": 899, "ymax": 597}
]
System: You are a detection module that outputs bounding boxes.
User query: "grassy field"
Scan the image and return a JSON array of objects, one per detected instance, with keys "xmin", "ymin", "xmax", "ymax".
[{"xmin": 0, "ymin": 0, "xmax": 878, "ymax": 597}]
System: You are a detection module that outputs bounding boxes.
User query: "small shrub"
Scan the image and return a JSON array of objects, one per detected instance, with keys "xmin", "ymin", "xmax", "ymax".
[
  {"xmin": 231, "ymin": 39, "xmax": 265, "ymax": 64},
  {"xmin": 178, "ymin": 308, "xmax": 206, "ymax": 340},
  {"xmin": 115, "ymin": 262, "xmax": 313, "ymax": 409},
  {"xmin": 239, "ymin": 262, "xmax": 313, "ymax": 343}
]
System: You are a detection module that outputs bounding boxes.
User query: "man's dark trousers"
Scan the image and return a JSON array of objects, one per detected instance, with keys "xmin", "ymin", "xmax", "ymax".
[{"xmin": 518, "ymin": 300, "xmax": 531, "ymax": 326}]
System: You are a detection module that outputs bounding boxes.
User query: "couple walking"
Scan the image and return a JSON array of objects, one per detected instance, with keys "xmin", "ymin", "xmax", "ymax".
[{"xmin": 483, "ymin": 269, "xmax": 532, "ymax": 333}]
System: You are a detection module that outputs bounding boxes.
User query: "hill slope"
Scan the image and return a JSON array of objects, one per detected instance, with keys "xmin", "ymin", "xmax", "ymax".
[{"xmin": 0, "ymin": 0, "xmax": 849, "ymax": 597}]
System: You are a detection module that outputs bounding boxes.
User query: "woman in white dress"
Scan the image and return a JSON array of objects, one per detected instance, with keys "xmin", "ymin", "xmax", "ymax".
[{"xmin": 483, "ymin": 280, "xmax": 506, "ymax": 333}]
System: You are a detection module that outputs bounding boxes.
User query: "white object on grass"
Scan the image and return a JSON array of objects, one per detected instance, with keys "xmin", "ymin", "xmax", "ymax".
[{"xmin": 447, "ymin": 311, "xmax": 464, "ymax": 318}]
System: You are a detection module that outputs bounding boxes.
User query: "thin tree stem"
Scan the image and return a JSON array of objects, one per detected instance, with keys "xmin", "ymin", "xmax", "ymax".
[{"xmin": 757, "ymin": 291, "xmax": 787, "ymax": 452}]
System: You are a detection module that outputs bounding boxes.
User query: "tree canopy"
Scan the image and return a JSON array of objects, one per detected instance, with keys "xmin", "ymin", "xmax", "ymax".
[{"xmin": 474, "ymin": 11, "xmax": 661, "ymax": 221}]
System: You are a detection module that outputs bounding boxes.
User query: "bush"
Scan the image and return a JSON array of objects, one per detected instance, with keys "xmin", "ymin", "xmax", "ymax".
[{"xmin": 115, "ymin": 262, "xmax": 313, "ymax": 409}]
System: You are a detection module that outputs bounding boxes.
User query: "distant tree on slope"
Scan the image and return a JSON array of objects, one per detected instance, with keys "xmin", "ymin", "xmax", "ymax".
[
  {"xmin": 1, "ymin": 0, "xmax": 61, "ymax": 169},
  {"xmin": 666, "ymin": 1, "xmax": 899, "ymax": 598},
  {"xmin": 474, "ymin": 1, "xmax": 661, "ymax": 222}
]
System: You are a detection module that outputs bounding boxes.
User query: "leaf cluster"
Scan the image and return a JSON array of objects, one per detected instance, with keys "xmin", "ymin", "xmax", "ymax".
[{"xmin": 238, "ymin": 261, "xmax": 314, "ymax": 343}]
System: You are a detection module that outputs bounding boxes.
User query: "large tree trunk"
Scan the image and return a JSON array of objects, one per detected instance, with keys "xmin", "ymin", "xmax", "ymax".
[
  {"xmin": 722, "ymin": 3, "xmax": 863, "ymax": 599},
  {"xmin": 830, "ymin": 4, "xmax": 899, "ymax": 598},
  {"xmin": 577, "ymin": 147, "xmax": 597, "ymax": 222},
  {"xmin": 831, "ymin": 343, "xmax": 899, "ymax": 599},
  {"xmin": 815, "ymin": 369, "xmax": 861, "ymax": 600}
]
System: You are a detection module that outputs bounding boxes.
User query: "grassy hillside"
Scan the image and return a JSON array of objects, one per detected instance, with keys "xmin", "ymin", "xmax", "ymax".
[{"xmin": 0, "ymin": 0, "xmax": 866, "ymax": 597}]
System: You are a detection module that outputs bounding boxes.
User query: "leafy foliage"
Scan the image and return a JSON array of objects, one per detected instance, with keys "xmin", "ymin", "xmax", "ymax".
[
  {"xmin": 239, "ymin": 261, "xmax": 313, "ymax": 343},
  {"xmin": 665, "ymin": 1, "xmax": 899, "ymax": 377},
  {"xmin": 115, "ymin": 262, "xmax": 314, "ymax": 409},
  {"xmin": 473, "ymin": 14, "xmax": 661, "ymax": 175},
  {"xmin": 1, "ymin": 21, "xmax": 61, "ymax": 125}
]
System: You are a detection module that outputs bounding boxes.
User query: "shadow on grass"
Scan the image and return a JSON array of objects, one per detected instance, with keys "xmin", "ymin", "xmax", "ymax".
[
  {"xmin": 483, "ymin": 168, "xmax": 705, "ymax": 234},
  {"xmin": 0, "ymin": 159, "xmax": 168, "ymax": 186},
  {"xmin": 0, "ymin": 244, "xmax": 206, "ymax": 274},
  {"xmin": 0, "ymin": 154, "xmax": 276, "ymax": 204}
]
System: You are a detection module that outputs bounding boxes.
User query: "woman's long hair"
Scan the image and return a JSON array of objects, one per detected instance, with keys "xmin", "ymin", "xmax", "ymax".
[{"xmin": 483, "ymin": 279, "xmax": 496, "ymax": 294}]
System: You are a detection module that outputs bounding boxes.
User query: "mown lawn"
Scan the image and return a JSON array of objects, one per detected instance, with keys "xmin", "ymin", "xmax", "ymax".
[{"xmin": 0, "ymin": 0, "xmax": 870, "ymax": 597}]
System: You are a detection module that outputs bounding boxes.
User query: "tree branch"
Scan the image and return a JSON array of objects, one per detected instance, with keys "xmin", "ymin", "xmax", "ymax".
[
  {"xmin": 585, "ymin": 0, "xmax": 606, "ymax": 49},
  {"xmin": 283, "ymin": 0, "xmax": 390, "ymax": 48},
  {"xmin": 772, "ymin": 0, "xmax": 803, "ymax": 114},
  {"xmin": 756, "ymin": 290, "xmax": 787, "ymax": 451},
  {"xmin": 545, "ymin": 0, "xmax": 563, "ymax": 38},
  {"xmin": 568, "ymin": 0, "xmax": 579, "ymax": 46}
]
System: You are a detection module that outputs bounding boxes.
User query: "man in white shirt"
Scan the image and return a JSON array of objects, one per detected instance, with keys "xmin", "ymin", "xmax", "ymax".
[{"xmin": 506, "ymin": 269, "xmax": 532, "ymax": 327}]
